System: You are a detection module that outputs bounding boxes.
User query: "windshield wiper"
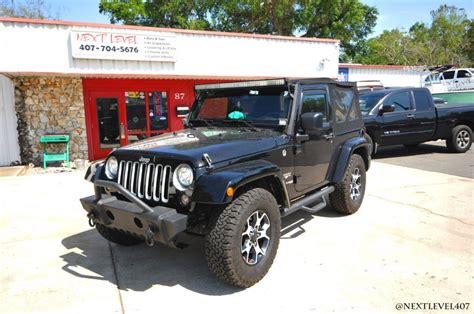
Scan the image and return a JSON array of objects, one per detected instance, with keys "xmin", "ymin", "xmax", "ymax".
[
  {"xmin": 222, "ymin": 119, "xmax": 259, "ymax": 132},
  {"xmin": 188, "ymin": 118, "xmax": 215, "ymax": 128}
]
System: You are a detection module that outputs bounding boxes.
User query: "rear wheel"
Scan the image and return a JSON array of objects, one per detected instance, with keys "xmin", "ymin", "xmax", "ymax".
[
  {"xmin": 205, "ymin": 188, "xmax": 280, "ymax": 288},
  {"xmin": 446, "ymin": 125, "xmax": 472, "ymax": 153},
  {"xmin": 96, "ymin": 223, "xmax": 143, "ymax": 246},
  {"xmin": 330, "ymin": 154, "xmax": 366, "ymax": 215}
]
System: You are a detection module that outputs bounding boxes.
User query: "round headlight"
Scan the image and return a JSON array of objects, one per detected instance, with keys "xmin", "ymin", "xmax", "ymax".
[
  {"xmin": 105, "ymin": 156, "xmax": 118, "ymax": 179},
  {"xmin": 173, "ymin": 164, "xmax": 194, "ymax": 191}
]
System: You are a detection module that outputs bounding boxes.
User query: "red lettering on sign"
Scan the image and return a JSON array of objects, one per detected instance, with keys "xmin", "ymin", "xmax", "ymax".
[
  {"xmin": 110, "ymin": 34, "xmax": 137, "ymax": 44},
  {"xmin": 76, "ymin": 33, "xmax": 107, "ymax": 43}
]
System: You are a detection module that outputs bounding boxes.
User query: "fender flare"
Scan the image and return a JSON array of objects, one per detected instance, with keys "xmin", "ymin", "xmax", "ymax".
[
  {"xmin": 191, "ymin": 160, "xmax": 290, "ymax": 206},
  {"xmin": 328, "ymin": 136, "xmax": 370, "ymax": 183}
]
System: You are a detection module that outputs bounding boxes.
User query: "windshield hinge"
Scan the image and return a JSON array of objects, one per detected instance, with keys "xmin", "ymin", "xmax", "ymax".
[{"xmin": 202, "ymin": 153, "xmax": 214, "ymax": 172}]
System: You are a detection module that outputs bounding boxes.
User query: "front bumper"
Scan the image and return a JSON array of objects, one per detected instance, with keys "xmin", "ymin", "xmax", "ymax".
[{"xmin": 80, "ymin": 179, "xmax": 188, "ymax": 246}]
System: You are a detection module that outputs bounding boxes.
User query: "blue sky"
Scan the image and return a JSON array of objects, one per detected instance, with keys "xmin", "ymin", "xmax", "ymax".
[{"xmin": 49, "ymin": 0, "xmax": 473, "ymax": 37}]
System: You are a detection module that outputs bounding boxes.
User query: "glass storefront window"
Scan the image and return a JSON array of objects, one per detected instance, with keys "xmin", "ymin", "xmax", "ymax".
[
  {"xmin": 149, "ymin": 91, "xmax": 169, "ymax": 131},
  {"xmin": 96, "ymin": 97, "xmax": 120, "ymax": 149},
  {"xmin": 125, "ymin": 91, "xmax": 147, "ymax": 132}
]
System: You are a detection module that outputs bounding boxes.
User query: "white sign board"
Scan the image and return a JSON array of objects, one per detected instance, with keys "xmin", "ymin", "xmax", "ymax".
[{"xmin": 70, "ymin": 30, "xmax": 176, "ymax": 62}]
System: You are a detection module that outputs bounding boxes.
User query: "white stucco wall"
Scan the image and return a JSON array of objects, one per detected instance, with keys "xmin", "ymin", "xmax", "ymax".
[
  {"xmin": 345, "ymin": 67, "xmax": 427, "ymax": 87},
  {"xmin": 0, "ymin": 18, "xmax": 340, "ymax": 79}
]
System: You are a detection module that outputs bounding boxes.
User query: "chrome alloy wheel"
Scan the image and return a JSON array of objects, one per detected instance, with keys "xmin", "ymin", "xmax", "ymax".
[
  {"xmin": 457, "ymin": 130, "xmax": 471, "ymax": 149},
  {"xmin": 241, "ymin": 210, "xmax": 271, "ymax": 265},
  {"xmin": 349, "ymin": 167, "xmax": 362, "ymax": 201}
]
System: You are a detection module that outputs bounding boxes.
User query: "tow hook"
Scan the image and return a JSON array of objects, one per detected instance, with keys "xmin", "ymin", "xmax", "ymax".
[
  {"xmin": 87, "ymin": 213, "xmax": 96, "ymax": 227},
  {"xmin": 145, "ymin": 227, "xmax": 155, "ymax": 247}
]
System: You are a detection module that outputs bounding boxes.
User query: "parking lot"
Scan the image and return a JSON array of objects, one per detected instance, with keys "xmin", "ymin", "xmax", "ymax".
[{"xmin": 0, "ymin": 144, "xmax": 473, "ymax": 313}]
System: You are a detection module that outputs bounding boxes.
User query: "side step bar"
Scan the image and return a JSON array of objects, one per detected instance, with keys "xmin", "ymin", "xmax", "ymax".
[{"xmin": 281, "ymin": 186, "xmax": 335, "ymax": 217}]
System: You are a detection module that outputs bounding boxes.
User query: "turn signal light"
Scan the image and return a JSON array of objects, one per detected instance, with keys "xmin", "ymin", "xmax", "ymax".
[{"xmin": 226, "ymin": 187, "xmax": 234, "ymax": 197}]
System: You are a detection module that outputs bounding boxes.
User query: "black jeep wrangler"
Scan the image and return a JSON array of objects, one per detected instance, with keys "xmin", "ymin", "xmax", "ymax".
[{"xmin": 81, "ymin": 78, "xmax": 370, "ymax": 288}]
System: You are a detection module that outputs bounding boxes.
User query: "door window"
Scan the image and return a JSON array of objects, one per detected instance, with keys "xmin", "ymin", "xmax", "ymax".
[
  {"xmin": 456, "ymin": 70, "xmax": 472, "ymax": 78},
  {"xmin": 149, "ymin": 91, "xmax": 169, "ymax": 131},
  {"xmin": 96, "ymin": 97, "xmax": 120, "ymax": 149},
  {"xmin": 413, "ymin": 90, "xmax": 431, "ymax": 111},
  {"xmin": 441, "ymin": 71, "xmax": 455, "ymax": 80},
  {"xmin": 383, "ymin": 92, "xmax": 412, "ymax": 113},
  {"xmin": 301, "ymin": 93, "xmax": 327, "ymax": 120}
]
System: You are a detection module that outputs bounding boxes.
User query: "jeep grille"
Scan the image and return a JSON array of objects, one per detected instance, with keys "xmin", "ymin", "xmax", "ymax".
[{"xmin": 117, "ymin": 161, "xmax": 172, "ymax": 203}]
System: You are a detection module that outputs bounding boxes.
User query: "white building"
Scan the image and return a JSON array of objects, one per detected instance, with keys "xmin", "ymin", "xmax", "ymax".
[
  {"xmin": 0, "ymin": 17, "xmax": 340, "ymax": 165},
  {"xmin": 338, "ymin": 64, "xmax": 428, "ymax": 88}
]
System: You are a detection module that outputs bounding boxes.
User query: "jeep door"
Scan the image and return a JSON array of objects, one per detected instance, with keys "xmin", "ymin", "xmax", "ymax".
[{"xmin": 293, "ymin": 87, "xmax": 333, "ymax": 192}]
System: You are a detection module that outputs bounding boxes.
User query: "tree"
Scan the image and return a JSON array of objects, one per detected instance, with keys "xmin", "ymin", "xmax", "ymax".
[
  {"xmin": 355, "ymin": 5, "xmax": 472, "ymax": 67},
  {"xmin": 466, "ymin": 21, "xmax": 474, "ymax": 64},
  {"xmin": 429, "ymin": 5, "xmax": 470, "ymax": 66},
  {"xmin": 0, "ymin": 0, "xmax": 58, "ymax": 19},
  {"xmin": 99, "ymin": 0, "xmax": 378, "ymax": 60}
]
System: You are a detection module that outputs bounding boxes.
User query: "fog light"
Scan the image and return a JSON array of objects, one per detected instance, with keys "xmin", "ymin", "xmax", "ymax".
[{"xmin": 180, "ymin": 194, "xmax": 190, "ymax": 206}]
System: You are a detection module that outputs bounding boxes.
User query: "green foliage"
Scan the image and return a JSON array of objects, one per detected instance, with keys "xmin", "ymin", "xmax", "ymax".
[
  {"xmin": 99, "ymin": 0, "xmax": 378, "ymax": 60},
  {"xmin": 99, "ymin": 0, "xmax": 212, "ymax": 29},
  {"xmin": 355, "ymin": 5, "xmax": 472, "ymax": 67}
]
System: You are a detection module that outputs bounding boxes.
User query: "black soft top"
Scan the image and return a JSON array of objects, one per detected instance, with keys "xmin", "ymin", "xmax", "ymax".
[{"xmin": 194, "ymin": 78, "xmax": 355, "ymax": 92}]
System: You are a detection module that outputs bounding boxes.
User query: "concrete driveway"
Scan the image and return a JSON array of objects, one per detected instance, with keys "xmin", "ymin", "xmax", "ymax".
[{"xmin": 0, "ymin": 161, "xmax": 473, "ymax": 313}]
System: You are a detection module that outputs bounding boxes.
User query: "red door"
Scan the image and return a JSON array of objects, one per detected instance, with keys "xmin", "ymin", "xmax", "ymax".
[
  {"xmin": 89, "ymin": 90, "xmax": 172, "ymax": 160},
  {"xmin": 89, "ymin": 91, "xmax": 127, "ymax": 160}
]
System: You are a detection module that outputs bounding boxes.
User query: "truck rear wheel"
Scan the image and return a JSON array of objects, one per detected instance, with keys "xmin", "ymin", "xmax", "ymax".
[
  {"xmin": 446, "ymin": 125, "xmax": 472, "ymax": 153},
  {"xmin": 96, "ymin": 223, "xmax": 143, "ymax": 246},
  {"xmin": 205, "ymin": 188, "xmax": 281, "ymax": 288},
  {"xmin": 330, "ymin": 154, "xmax": 366, "ymax": 215}
]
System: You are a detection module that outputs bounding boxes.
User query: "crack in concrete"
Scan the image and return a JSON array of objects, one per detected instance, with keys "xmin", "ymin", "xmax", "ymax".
[
  {"xmin": 108, "ymin": 241, "xmax": 125, "ymax": 314},
  {"xmin": 368, "ymin": 194, "xmax": 474, "ymax": 226}
]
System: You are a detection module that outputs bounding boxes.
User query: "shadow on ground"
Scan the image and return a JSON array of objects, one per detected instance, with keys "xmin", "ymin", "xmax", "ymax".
[{"xmin": 60, "ymin": 207, "xmax": 345, "ymax": 294}]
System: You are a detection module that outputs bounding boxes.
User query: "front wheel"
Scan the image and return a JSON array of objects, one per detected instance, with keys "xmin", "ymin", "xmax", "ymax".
[
  {"xmin": 205, "ymin": 188, "xmax": 281, "ymax": 288},
  {"xmin": 446, "ymin": 125, "xmax": 472, "ymax": 153},
  {"xmin": 330, "ymin": 154, "xmax": 366, "ymax": 215}
]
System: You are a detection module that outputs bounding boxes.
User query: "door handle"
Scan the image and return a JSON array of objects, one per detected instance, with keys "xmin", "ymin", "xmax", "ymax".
[
  {"xmin": 322, "ymin": 133, "xmax": 334, "ymax": 141},
  {"xmin": 120, "ymin": 123, "xmax": 126, "ymax": 139},
  {"xmin": 406, "ymin": 113, "xmax": 415, "ymax": 119}
]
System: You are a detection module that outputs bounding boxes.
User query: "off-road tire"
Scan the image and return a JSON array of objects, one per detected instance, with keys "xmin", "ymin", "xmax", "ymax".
[
  {"xmin": 205, "ymin": 188, "xmax": 281, "ymax": 288},
  {"xmin": 96, "ymin": 223, "xmax": 143, "ymax": 246},
  {"xmin": 446, "ymin": 125, "xmax": 472, "ymax": 153},
  {"xmin": 330, "ymin": 154, "xmax": 366, "ymax": 215}
]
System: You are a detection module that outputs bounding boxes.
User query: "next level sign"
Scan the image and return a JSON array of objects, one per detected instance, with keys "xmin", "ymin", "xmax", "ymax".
[{"xmin": 70, "ymin": 30, "xmax": 176, "ymax": 62}]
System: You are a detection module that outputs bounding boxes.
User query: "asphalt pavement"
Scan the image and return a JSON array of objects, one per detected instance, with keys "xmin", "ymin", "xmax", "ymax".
[
  {"xmin": 0, "ymin": 155, "xmax": 473, "ymax": 313},
  {"xmin": 374, "ymin": 140, "xmax": 474, "ymax": 179}
]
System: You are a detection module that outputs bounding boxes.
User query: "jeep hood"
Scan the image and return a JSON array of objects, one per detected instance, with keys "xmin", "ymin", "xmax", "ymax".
[{"xmin": 117, "ymin": 128, "xmax": 282, "ymax": 167}]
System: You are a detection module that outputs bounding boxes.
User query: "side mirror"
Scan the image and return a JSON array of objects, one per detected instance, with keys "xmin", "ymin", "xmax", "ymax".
[
  {"xmin": 176, "ymin": 106, "xmax": 190, "ymax": 118},
  {"xmin": 301, "ymin": 112, "xmax": 324, "ymax": 131},
  {"xmin": 379, "ymin": 104, "xmax": 395, "ymax": 115}
]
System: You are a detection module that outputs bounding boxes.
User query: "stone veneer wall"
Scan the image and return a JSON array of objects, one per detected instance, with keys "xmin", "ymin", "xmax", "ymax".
[{"xmin": 14, "ymin": 77, "xmax": 88, "ymax": 165}]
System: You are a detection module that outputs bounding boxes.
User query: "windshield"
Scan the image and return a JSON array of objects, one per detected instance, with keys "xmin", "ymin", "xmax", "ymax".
[
  {"xmin": 359, "ymin": 93, "xmax": 385, "ymax": 113},
  {"xmin": 189, "ymin": 86, "xmax": 292, "ymax": 128}
]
